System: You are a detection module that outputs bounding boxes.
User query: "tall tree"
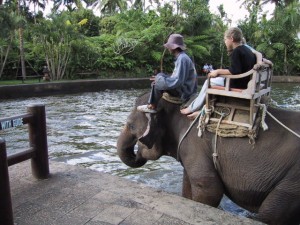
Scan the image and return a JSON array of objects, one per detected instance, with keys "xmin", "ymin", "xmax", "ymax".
[
  {"xmin": 53, "ymin": 0, "xmax": 84, "ymax": 12},
  {"xmin": 31, "ymin": 12, "xmax": 79, "ymax": 80},
  {"xmin": 90, "ymin": 0, "xmax": 128, "ymax": 15},
  {"xmin": 270, "ymin": 0, "xmax": 300, "ymax": 75},
  {"xmin": 209, "ymin": 4, "xmax": 229, "ymax": 69},
  {"xmin": 246, "ymin": 0, "xmax": 300, "ymax": 75},
  {"xmin": 17, "ymin": 0, "xmax": 27, "ymax": 80},
  {"xmin": 0, "ymin": 9, "xmax": 20, "ymax": 78},
  {"xmin": 261, "ymin": 0, "xmax": 295, "ymax": 6},
  {"xmin": 28, "ymin": 0, "xmax": 47, "ymax": 23}
]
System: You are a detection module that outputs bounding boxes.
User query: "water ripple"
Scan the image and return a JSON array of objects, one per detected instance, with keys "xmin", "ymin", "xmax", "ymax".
[{"xmin": 1, "ymin": 84, "xmax": 299, "ymax": 217}]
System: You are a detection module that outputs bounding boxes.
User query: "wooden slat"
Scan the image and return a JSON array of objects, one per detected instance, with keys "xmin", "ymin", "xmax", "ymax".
[
  {"xmin": 207, "ymin": 89, "xmax": 253, "ymax": 99},
  {"xmin": 209, "ymin": 118, "xmax": 252, "ymax": 128},
  {"xmin": 215, "ymin": 102, "xmax": 251, "ymax": 111}
]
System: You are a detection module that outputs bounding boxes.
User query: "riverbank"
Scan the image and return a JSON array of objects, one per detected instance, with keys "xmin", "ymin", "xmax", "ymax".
[
  {"xmin": 0, "ymin": 78, "xmax": 149, "ymax": 99},
  {"xmin": 9, "ymin": 160, "xmax": 263, "ymax": 225},
  {"xmin": 0, "ymin": 76, "xmax": 299, "ymax": 100}
]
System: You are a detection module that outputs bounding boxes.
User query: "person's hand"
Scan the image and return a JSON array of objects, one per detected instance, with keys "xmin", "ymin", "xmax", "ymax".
[
  {"xmin": 253, "ymin": 59, "xmax": 273, "ymax": 70},
  {"xmin": 208, "ymin": 70, "xmax": 218, "ymax": 78},
  {"xmin": 263, "ymin": 59, "xmax": 273, "ymax": 68},
  {"xmin": 150, "ymin": 76, "xmax": 156, "ymax": 81},
  {"xmin": 253, "ymin": 63, "xmax": 262, "ymax": 70}
]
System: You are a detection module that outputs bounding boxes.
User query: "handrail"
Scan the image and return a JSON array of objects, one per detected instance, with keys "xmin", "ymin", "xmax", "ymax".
[
  {"xmin": 0, "ymin": 104, "xmax": 49, "ymax": 225},
  {"xmin": 215, "ymin": 63, "xmax": 270, "ymax": 80},
  {"xmin": 7, "ymin": 147, "xmax": 35, "ymax": 166},
  {"xmin": 0, "ymin": 138, "xmax": 13, "ymax": 225},
  {"xmin": 216, "ymin": 69, "xmax": 255, "ymax": 79}
]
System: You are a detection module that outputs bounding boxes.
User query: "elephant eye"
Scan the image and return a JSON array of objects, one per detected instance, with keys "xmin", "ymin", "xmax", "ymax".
[{"xmin": 127, "ymin": 123, "xmax": 135, "ymax": 131}]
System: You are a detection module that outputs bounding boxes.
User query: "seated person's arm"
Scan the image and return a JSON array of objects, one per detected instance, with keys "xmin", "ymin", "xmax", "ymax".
[
  {"xmin": 208, "ymin": 69, "xmax": 231, "ymax": 78},
  {"xmin": 251, "ymin": 49, "xmax": 263, "ymax": 64},
  {"xmin": 262, "ymin": 58, "xmax": 273, "ymax": 66},
  {"xmin": 252, "ymin": 49, "xmax": 273, "ymax": 67}
]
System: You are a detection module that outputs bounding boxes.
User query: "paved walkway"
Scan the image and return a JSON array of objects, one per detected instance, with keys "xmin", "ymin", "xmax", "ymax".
[{"xmin": 9, "ymin": 161, "xmax": 263, "ymax": 225}]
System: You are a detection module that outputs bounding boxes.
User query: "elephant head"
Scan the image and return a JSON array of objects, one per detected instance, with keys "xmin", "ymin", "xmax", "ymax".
[{"xmin": 117, "ymin": 92, "xmax": 185, "ymax": 168}]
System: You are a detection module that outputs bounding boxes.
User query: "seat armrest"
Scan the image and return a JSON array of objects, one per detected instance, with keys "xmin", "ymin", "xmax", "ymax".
[
  {"xmin": 208, "ymin": 69, "xmax": 254, "ymax": 91},
  {"xmin": 217, "ymin": 69, "xmax": 255, "ymax": 79}
]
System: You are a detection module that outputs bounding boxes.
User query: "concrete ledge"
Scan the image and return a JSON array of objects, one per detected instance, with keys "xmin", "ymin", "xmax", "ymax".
[
  {"xmin": 9, "ymin": 161, "xmax": 263, "ymax": 225},
  {"xmin": 0, "ymin": 78, "xmax": 150, "ymax": 99},
  {"xmin": 272, "ymin": 76, "xmax": 300, "ymax": 83},
  {"xmin": 0, "ymin": 76, "xmax": 298, "ymax": 100}
]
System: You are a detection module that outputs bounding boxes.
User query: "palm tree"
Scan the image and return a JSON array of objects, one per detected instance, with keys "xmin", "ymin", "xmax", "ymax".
[
  {"xmin": 253, "ymin": 0, "xmax": 300, "ymax": 75},
  {"xmin": 0, "ymin": 10, "xmax": 20, "ymax": 78},
  {"xmin": 261, "ymin": 0, "xmax": 295, "ymax": 6},
  {"xmin": 28, "ymin": 0, "xmax": 47, "ymax": 23},
  {"xmin": 211, "ymin": 5, "xmax": 230, "ymax": 68},
  {"xmin": 131, "ymin": 0, "xmax": 151, "ymax": 11},
  {"xmin": 53, "ymin": 0, "xmax": 83, "ymax": 11},
  {"xmin": 89, "ymin": 0, "xmax": 128, "ymax": 15},
  {"xmin": 240, "ymin": 0, "xmax": 295, "ymax": 11},
  {"xmin": 17, "ymin": 0, "xmax": 27, "ymax": 81}
]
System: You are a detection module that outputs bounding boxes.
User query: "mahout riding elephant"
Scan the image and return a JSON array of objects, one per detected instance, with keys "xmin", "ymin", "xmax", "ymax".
[{"xmin": 117, "ymin": 92, "xmax": 300, "ymax": 225}]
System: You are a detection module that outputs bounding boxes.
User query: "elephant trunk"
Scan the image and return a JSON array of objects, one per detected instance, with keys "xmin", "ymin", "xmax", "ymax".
[{"xmin": 117, "ymin": 128, "xmax": 147, "ymax": 168}]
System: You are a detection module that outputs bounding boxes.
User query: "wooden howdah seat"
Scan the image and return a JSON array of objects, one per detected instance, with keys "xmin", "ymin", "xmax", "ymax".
[{"xmin": 205, "ymin": 64, "xmax": 273, "ymax": 129}]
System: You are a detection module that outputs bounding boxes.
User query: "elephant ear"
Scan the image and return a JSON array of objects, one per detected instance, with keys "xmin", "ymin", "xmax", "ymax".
[{"xmin": 138, "ymin": 113, "xmax": 161, "ymax": 149}]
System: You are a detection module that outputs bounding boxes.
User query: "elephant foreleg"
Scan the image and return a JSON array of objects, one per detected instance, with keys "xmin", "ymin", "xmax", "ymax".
[
  {"xmin": 189, "ymin": 175, "xmax": 224, "ymax": 207},
  {"xmin": 182, "ymin": 168, "xmax": 224, "ymax": 207},
  {"xmin": 182, "ymin": 169, "xmax": 192, "ymax": 199}
]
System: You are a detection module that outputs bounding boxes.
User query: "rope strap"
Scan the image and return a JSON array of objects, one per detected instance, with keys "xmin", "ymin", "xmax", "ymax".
[
  {"xmin": 177, "ymin": 109, "xmax": 202, "ymax": 161},
  {"xmin": 197, "ymin": 106, "xmax": 212, "ymax": 137},
  {"xmin": 212, "ymin": 115, "xmax": 222, "ymax": 169},
  {"xmin": 212, "ymin": 109, "xmax": 229, "ymax": 170},
  {"xmin": 258, "ymin": 104, "xmax": 300, "ymax": 138},
  {"xmin": 265, "ymin": 108, "xmax": 300, "ymax": 139},
  {"xmin": 162, "ymin": 92, "xmax": 184, "ymax": 104},
  {"xmin": 260, "ymin": 104, "xmax": 268, "ymax": 131}
]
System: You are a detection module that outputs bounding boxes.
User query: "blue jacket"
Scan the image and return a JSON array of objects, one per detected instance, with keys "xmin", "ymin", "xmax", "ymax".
[{"xmin": 154, "ymin": 52, "xmax": 197, "ymax": 101}]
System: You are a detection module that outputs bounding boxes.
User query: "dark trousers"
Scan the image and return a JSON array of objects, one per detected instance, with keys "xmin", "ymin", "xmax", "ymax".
[{"xmin": 148, "ymin": 82, "xmax": 181, "ymax": 106}]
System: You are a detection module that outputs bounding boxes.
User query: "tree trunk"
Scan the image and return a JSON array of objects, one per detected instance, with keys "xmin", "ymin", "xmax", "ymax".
[
  {"xmin": 220, "ymin": 40, "xmax": 224, "ymax": 68},
  {"xmin": 0, "ymin": 37, "xmax": 13, "ymax": 78},
  {"xmin": 18, "ymin": 0, "xmax": 26, "ymax": 80},
  {"xmin": 284, "ymin": 45, "xmax": 287, "ymax": 75},
  {"xmin": 19, "ymin": 27, "xmax": 27, "ymax": 80}
]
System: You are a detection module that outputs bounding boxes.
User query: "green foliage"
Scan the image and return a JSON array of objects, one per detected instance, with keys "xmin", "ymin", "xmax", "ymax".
[
  {"xmin": 1, "ymin": 0, "xmax": 299, "ymax": 80},
  {"xmin": 0, "ymin": 5, "xmax": 28, "ymax": 78},
  {"xmin": 69, "ymin": 34, "xmax": 136, "ymax": 75},
  {"xmin": 180, "ymin": 0, "xmax": 212, "ymax": 36},
  {"xmin": 99, "ymin": 16, "xmax": 119, "ymax": 34},
  {"xmin": 235, "ymin": 0, "xmax": 300, "ymax": 75},
  {"xmin": 68, "ymin": 9, "xmax": 101, "ymax": 36},
  {"xmin": 30, "ymin": 12, "xmax": 80, "ymax": 80}
]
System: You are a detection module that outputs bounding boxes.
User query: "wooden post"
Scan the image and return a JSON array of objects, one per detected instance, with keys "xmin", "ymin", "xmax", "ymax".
[
  {"xmin": 0, "ymin": 138, "xmax": 14, "ymax": 225},
  {"xmin": 27, "ymin": 104, "xmax": 50, "ymax": 179}
]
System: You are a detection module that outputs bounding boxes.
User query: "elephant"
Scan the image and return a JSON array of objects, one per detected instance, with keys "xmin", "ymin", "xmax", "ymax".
[{"xmin": 117, "ymin": 92, "xmax": 300, "ymax": 225}]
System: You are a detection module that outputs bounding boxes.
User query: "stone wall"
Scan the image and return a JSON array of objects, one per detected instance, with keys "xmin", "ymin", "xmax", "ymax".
[
  {"xmin": 0, "ymin": 76, "xmax": 298, "ymax": 99},
  {"xmin": 0, "ymin": 78, "xmax": 149, "ymax": 99}
]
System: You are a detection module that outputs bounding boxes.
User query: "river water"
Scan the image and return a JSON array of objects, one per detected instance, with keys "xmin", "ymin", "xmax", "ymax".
[{"xmin": 1, "ymin": 83, "xmax": 299, "ymax": 217}]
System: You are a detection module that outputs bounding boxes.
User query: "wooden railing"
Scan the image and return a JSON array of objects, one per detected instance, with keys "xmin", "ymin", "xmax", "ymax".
[{"xmin": 0, "ymin": 104, "xmax": 49, "ymax": 225}]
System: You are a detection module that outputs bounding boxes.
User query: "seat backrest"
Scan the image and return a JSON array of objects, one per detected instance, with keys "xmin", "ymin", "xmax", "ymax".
[
  {"xmin": 207, "ymin": 63, "xmax": 272, "ymax": 99},
  {"xmin": 254, "ymin": 64, "xmax": 272, "ymax": 92}
]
